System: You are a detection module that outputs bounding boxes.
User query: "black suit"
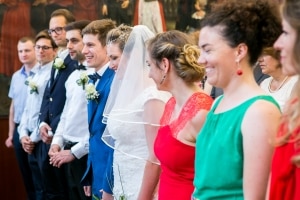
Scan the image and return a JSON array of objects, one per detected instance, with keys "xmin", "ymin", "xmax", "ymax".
[{"xmin": 30, "ymin": 54, "xmax": 77, "ymax": 200}]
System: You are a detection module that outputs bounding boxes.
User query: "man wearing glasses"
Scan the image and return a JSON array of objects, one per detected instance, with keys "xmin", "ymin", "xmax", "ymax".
[
  {"xmin": 37, "ymin": 9, "xmax": 77, "ymax": 200},
  {"xmin": 18, "ymin": 30, "xmax": 58, "ymax": 200}
]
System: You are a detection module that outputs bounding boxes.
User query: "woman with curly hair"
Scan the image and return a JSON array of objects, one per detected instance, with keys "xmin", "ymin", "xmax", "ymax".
[
  {"xmin": 146, "ymin": 30, "xmax": 213, "ymax": 199},
  {"xmin": 269, "ymin": 0, "xmax": 300, "ymax": 199},
  {"xmin": 193, "ymin": 0, "xmax": 282, "ymax": 199}
]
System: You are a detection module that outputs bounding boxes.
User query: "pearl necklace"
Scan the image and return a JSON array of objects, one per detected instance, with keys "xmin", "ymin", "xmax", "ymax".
[{"xmin": 268, "ymin": 76, "xmax": 289, "ymax": 93}]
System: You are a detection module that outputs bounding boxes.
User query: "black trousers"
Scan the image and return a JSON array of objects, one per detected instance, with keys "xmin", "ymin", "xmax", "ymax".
[
  {"xmin": 13, "ymin": 124, "xmax": 36, "ymax": 200},
  {"xmin": 64, "ymin": 142, "xmax": 91, "ymax": 200},
  {"xmin": 32, "ymin": 142, "xmax": 68, "ymax": 200}
]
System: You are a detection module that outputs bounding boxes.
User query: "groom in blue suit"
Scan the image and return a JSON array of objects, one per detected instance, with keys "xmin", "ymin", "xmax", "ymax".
[{"xmin": 80, "ymin": 19, "xmax": 116, "ymax": 200}]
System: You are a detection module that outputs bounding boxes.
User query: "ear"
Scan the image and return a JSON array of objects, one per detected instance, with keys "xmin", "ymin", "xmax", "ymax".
[
  {"xmin": 161, "ymin": 58, "xmax": 170, "ymax": 73},
  {"xmin": 235, "ymin": 43, "xmax": 248, "ymax": 62}
]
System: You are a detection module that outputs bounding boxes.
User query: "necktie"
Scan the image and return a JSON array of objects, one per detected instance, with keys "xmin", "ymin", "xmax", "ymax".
[
  {"xmin": 88, "ymin": 73, "xmax": 101, "ymax": 83},
  {"xmin": 75, "ymin": 64, "xmax": 86, "ymax": 70}
]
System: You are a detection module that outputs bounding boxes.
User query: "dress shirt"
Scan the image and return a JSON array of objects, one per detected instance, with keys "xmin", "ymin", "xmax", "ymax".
[
  {"xmin": 94, "ymin": 62, "xmax": 109, "ymax": 86},
  {"xmin": 9, "ymin": 64, "xmax": 38, "ymax": 123},
  {"xmin": 51, "ymin": 68, "xmax": 94, "ymax": 159},
  {"xmin": 18, "ymin": 61, "xmax": 53, "ymax": 140}
]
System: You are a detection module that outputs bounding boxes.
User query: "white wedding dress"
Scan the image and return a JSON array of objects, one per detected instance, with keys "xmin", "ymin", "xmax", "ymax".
[{"xmin": 106, "ymin": 86, "xmax": 170, "ymax": 200}]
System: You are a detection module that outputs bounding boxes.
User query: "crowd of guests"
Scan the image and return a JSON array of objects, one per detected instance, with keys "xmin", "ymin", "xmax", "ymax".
[{"xmin": 3, "ymin": 0, "xmax": 300, "ymax": 199}]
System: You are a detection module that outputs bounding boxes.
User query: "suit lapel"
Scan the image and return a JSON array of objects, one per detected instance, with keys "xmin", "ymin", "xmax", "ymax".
[{"xmin": 88, "ymin": 68, "xmax": 114, "ymax": 125}]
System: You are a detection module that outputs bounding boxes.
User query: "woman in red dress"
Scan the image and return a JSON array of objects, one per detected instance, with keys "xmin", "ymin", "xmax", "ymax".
[
  {"xmin": 146, "ymin": 30, "xmax": 213, "ymax": 200},
  {"xmin": 269, "ymin": 0, "xmax": 300, "ymax": 199}
]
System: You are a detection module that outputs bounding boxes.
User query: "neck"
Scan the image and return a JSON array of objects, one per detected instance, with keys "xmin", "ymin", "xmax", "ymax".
[{"xmin": 24, "ymin": 61, "xmax": 37, "ymax": 72}]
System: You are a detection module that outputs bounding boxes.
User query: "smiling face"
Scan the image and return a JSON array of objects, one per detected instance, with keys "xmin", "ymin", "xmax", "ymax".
[
  {"xmin": 66, "ymin": 29, "xmax": 85, "ymax": 62},
  {"xmin": 82, "ymin": 34, "xmax": 109, "ymax": 71},
  {"xmin": 198, "ymin": 26, "xmax": 237, "ymax": 88},
  {"xmin": 107, "ymin": 42, "xmax": 122, "ymax": 71},
  {"xmin": 273, "ymin": 19, "xmax": 297, "ymax": 76}
]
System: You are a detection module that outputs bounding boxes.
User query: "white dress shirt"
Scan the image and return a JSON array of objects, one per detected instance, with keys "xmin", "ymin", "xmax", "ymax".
[
  {"xmin": 51, "ymin": 67, "xmax": 94, "ymax": 159},
  {"xmin": 18, "ymin": 61, "xmax": 53, "ymax": 140}
]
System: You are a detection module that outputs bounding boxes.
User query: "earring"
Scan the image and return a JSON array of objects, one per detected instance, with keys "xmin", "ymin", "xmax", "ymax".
[
  {"xmin": 236, "ymin": 60, "xmax": 243, "ymax": 76},
  {"xmin": 160, "ymin": 74, "xmax": 166, "ymax": 84}
]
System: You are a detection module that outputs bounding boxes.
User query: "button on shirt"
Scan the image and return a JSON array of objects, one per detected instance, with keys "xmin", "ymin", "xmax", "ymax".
[
  {"xmin": 8, "ymin": 65, "xmax": 38, "ymax": 124},
  {"xmin": 51, "ymin": 67, "xmax": 94, "ymax": 158},
  {"xmin": 18, "ymin": 61, "xmax": 53, "ymax": 140}
]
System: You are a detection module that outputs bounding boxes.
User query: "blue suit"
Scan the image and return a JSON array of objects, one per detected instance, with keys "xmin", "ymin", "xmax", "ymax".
[
  {"xmin": 81, "ymin": 67, "xmax": 115, "ymax": 199},
  {"xmin": 32, "ymin": 54, "xmax": 77, "ymax": 200}
]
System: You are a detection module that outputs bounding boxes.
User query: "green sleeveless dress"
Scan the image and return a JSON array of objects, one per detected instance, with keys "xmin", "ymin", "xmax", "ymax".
[{"xmin": 193, "ymin": 95, "xmax": 279, "ymax": 200}]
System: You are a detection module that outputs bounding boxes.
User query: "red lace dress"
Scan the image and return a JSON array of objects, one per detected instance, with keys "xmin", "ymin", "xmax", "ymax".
[
  {"xmin": 154, "ymin": 92, "xmax": 213, "ymax": 200},
  {"xmin": 270, "ymin": 122, "xmax": 300, "ymax": 200}
]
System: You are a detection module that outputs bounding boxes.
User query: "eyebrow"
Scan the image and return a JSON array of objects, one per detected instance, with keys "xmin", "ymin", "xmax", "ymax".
[{"xmin": 199, "ymin": 43, "xmax": 210, "ymax": 49}]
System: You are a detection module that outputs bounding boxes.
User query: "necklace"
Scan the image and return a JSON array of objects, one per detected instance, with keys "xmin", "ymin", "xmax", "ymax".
[{"xmin": 268, "ymin": 76, "xmax": 289, "ymax": 93}]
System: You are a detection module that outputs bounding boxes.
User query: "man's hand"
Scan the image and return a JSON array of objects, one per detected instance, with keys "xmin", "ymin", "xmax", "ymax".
[
  {"xmin": 49, "ymin": 150, "xmax": 75, "ymax": 168},
  {"xmin": 20, "ymin": 136, "xmax": 35, "ymax": 154},
  {"xmin": 48, "ymin": 144, "xmax": 61, "ymax": 157},
  {"xmin": 102, "ymin": 190, "xmax": 114, "ymax": 200},
  {"xmin": 40, "ymin": 123, "xmax": 53, "ymax": 144},
  {"xmin": 5, "ymin": 136, "xmax": 13, "ymax": 148},
  {"xmin": 83, "ymin": 186, "xmax": 91, "ymax": 197}
]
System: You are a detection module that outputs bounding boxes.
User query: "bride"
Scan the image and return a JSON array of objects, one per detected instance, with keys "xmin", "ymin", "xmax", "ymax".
[{"xmin": 102, "ymin": 25, "xmax": 171, "ymax": 200}]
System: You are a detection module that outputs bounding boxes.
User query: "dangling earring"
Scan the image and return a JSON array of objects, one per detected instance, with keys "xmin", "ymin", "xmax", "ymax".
[
  {"xmin": 236, "ymin": 60, "xmax": 243, "ymax": 76},
  {"xmin": 160, "ymin": 74, "xmax": 166, "ymax": 84}
]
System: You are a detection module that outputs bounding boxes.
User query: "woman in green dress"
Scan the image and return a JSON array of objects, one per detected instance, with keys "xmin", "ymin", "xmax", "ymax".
[{"xmin": 193, "ymin": 0, "xmax": 282, "ymax": 199}]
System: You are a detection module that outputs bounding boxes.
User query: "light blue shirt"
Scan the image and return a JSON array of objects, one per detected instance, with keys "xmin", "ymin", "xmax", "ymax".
[{"xmin": 8, "ymin": 65, "xmax": 38, "ymax": 123}]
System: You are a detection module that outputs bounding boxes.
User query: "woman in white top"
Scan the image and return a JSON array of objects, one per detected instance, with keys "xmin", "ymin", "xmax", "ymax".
[
  {"xmin": 102, "ymin": 25, "xmax": 171, "ymax": 200},
  {"xmin": 259, "ymin": 47, "xmax": 297, "ymax": 110}
]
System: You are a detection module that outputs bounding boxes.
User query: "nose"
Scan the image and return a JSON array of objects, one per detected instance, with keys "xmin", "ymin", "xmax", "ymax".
[{"xmin": 258, "ymin": 56, "xmax": 264, "ymax": 63}]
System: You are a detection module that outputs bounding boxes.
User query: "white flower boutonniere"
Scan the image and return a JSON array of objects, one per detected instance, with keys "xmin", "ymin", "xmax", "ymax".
[
  {"xmin": 76, "ymin": 72, "xmax": 89, "ymax": 90},
  {"xmin": 85, "ymin": 83, "xmax": 99, "ymax": 103},
  {"xmin": 25, "ymin": 77, "xmax": 38, "ymax": 94},
  {"xmin": 53, "ymin": 57, "xmax": 65, "ymax": 70}
]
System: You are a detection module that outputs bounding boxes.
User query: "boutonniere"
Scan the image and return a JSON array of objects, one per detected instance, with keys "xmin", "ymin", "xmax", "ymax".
[
  {"xmin": 85, "ymin": 83, "xmax": 99, "ymax": 103},
  {"xmin": 53, "ymin": 57, "xmax": 65, "ymax": 70},
  {"xmin": 76, "ymin": 72, "xmax": 89, "ymax": 90},
  {"xmin": 25, "ymin": 77, "xmax": 39, "ymax": 94}
]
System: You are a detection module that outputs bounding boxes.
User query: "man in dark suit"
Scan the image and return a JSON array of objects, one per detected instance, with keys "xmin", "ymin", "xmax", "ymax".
[
  {"xmin": 37, "ymin": 9, "xmax": 77, "ymax": 200},
  {"xmin": 102, "ymin": 0, "xmax": 133, "ymax": 25},
  {"xmin": 80, "ymin": 19, "xmax": 116, "ymax": 200}
]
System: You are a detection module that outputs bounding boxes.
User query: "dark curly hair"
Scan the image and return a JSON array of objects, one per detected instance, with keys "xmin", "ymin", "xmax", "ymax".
[{"xmin": 201, "ymin": 0, "xmax": 282, "ymax": 66}]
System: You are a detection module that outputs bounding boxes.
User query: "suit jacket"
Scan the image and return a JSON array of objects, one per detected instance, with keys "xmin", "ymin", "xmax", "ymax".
[
  {"xmin": 81, "ymin": 67, "xmax": 115, "ymax": 199},
  {"xmin": 39, "ymin": 54, "xmax": 77, "ymax": 132}
]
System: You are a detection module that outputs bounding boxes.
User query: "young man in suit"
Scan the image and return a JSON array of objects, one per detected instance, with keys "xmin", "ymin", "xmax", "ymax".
[
  {"xmin": 19, "ymin": 30, "xmax": 58, "ymax": 200},
  {"xmin": 48, "ymin": 20, "xmax": 92, "ymax": 200},
  {"xmin": 80, "ymin": 19, "xmax": 116, "ymax": 200},
  {"xmin": 5, "ymin": 36, "xmax": 38, "ymax": 200},
  {"xmin": 37, "ymin": 9, "xmax": 77, "ymax": 200}
]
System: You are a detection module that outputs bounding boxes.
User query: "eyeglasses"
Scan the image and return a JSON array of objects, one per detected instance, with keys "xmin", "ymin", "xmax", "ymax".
[
  {"xmin": 48, "ymin": 27, "xmax": 64, "ymax": 35},
  {"xmin": 35, "ymin": 45, "xmax": 53, "ymax": 51}
]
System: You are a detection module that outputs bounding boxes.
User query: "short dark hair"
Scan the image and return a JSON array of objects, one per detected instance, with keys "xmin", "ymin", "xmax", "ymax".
[
  {"xmin": 64, "ymin": 20, "xmax": 91, "ymax": 33},
  {"xmin": 50, "ymin": 9, "xmax": 75, "ymax": 24},
  {"xmin": 82, "ymin": 19, "xmax": 116, "ymax": 46},
  {"xmin": 35, "ymin": 29, "xmax": 58, "ymax": 49}
]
